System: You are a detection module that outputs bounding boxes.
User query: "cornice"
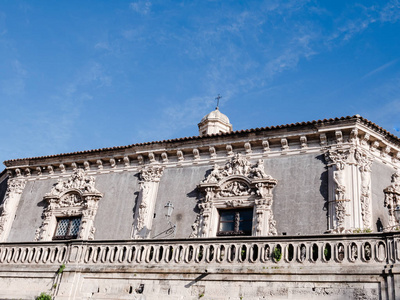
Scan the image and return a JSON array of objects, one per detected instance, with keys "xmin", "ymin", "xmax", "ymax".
[{"xmin": 3, "ymin": 115, "xmax": 400, "ymax": 177}]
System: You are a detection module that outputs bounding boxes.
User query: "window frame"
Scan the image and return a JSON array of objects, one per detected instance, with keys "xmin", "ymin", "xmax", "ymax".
[
  {"xmin": 217, "ymin": 208, "xmax": 253, "ymax": 236},
  {"xmin": 53, "ymin": 216, "xmax": 82, "ymax": 240}
]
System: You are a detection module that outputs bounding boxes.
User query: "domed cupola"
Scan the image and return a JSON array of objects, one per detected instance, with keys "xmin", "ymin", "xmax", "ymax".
[{"xmin": 198, "ymin": 107, "xmax": 233, "ymax": 136}]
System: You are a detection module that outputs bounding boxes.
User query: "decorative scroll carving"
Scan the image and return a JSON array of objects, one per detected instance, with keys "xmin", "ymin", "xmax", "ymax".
[
  {"xmin": 320, "ymin": 133, "xmax": 327, "ymax": 146},
  {"xmin": 148, "ymin": 152, "xmax": 156, "ymax": 164},
  {"xmin": 140, "ymin": 166, "xmax": 164, "ymax": 182},
  {"xmin": 196, "ymin": 153, "xmax": 278, "ymax": 237},
  {"xmin": 226, "ymin": 145, "xmax": 234, "ymax": 157},
  {"xmin": 0, "ymin": 179, "xmax": 26, "ymax": 241},
  {"xmin": 193, "ymin": 149, "xmax": 200, "ymax": 161},
  {"xmin": 300, "ymin": 136, "xmax": 307, "ymax": 149},
  {"xmin": 59, "ymin": 164, "xmax": 66, "ymax": 173},
  {"xmin": 209, "ymin": 147, "xmax": 216, "ymax": 158},
  {"xmin": 202, "ymin": 154, "xmax": 273, "ymax": 184},
  {"xmin": 177, "ymin": 150, "xmax": 184, "ymax": 162},
  {"xmin": 384, "ymin": 171, "xmax": 400, "ymax": 227},
  {"xmin": 161, "ymin": 152, "xmax": 168, "ymax": 163},
  {"xmin": 124, "ymin": 156, "xmax": 130, "ymax": 167},
  {"xmin": 189, "ymin": 215, "xmax": 200, "ymax": 238},
  {"xmin": 46, "ymin": 169, "xmax": 100, "ymax": 197},
  {"xmin": 35, "ymin": 169, "xmax": 103, "ymax": 241},
  {"xmin": 281, "ymin": 139, "xmax": 289, "ymax": 151},
  {"xmin": 262, "ymin": 140, "xmax": 270, "ymax": 154},
  {"xmin": 220, "ymin": 182, "xmax": 251, "ymax": 197},
  {"xmin": 244, "ymin": 142, "xmax": 252, "ymax": 154}
]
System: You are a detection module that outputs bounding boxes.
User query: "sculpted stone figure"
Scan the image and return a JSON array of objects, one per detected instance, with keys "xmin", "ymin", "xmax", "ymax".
[{"xmin": 333, "ymin": 171, "xmax": 346, "ymax": 200}]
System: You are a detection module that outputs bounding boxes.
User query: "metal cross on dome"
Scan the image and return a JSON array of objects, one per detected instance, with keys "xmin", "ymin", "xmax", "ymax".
[{"xmin": 215, "ymin": 94, "xmax": 222, "ymax": 109}]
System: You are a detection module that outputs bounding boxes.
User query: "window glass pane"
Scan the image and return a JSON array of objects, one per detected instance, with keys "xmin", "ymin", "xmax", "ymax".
[
  {"xmin": 239, "ymin": 220, "xmax": 252, "ymax": 232},
  {"xmin": 68, "ymin": 218, "xmax": 81, "ymax": 236},
  {"xmin": 240, "ymin": 209, "xmax": 253, "ymax": 221},
  {"xmin": 220, "ymin": 211, "xmax": 235, "ymax": 221},
  {"xmin": 220, "ymin": 222, "xmax": 235, "ymax": 232},
  {"xmin": 55, "ymin": 219, "xmax": 69, "ymax": 236}
]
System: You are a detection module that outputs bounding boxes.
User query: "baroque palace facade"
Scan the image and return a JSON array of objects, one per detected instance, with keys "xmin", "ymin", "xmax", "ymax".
[{"xmin": 1, "ymin": 110, "xmax": 400, "ymax": 299}]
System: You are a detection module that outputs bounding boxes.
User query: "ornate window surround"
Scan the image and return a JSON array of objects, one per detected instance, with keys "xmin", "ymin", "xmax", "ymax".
[
  {"xmin": 35, "ymin": 169, "xmax": 103, "ymax": 241},
  {"xmin": 194, "ymin": 153, "xmax": 278, "ymax": 238}
]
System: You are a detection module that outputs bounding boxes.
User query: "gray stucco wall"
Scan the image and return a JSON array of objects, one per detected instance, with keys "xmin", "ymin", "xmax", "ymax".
[
  {"xmin": 8, "ymin": 171, "xmax": 141, "ymax": 242},
  {"xmin": 93, "ymin": 171, "xmax": 140, "ymax": 240},
  {"xmin": 6, "ymin": 153, "xmax": 328, "ymax": 242},
  {"xmin": 371, "ymin": 161, "xmax": 394, "ymax": 231},
  {"xmin": 267, "ymin": 153, "xmax": 328, "ymax": 235},
  {"xmin": 151, "ymin": 153, "xmax": 328, "ymax": 238},
  {"xmin": 8, "ymin": 179, "xmax": 55, "ymax": 242},
  {"xmin": 151, "ymin": 166, "xmax": 209, "ymax": 239}
]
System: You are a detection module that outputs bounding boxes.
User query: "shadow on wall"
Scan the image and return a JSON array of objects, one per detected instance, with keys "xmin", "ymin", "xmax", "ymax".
[{"xmin": 316, "ymin": 154, "xmax": 329, "ymax": 220}]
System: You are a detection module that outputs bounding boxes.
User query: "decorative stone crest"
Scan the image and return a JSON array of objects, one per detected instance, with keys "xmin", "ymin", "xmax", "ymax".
[
  {"xmin": 35, "ymin": 169, "xmax": 103, "ymax": 241},
  {"xmin": 194, "ymin": 154, "xmax": 278, "ymax": 238}
]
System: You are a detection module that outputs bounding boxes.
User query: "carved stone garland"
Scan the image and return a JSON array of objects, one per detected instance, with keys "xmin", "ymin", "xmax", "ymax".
[
  {"xmin": 384, "ymin": 171, "xmax": 400, "ymax": 228},
  {"xmin": 132, "ymin": 165, "xmax": 164, "ymax": 239},
  {"xmin": 35, "ymin": 169, "xmax": 103, "ymax": 241},
  {"xmin": 193, "ymin": 153, "xmax": 278, "ymax": 238},
  {"xmin": 0, "ymin": 179, "xmax": 26, "ymax": 242}
]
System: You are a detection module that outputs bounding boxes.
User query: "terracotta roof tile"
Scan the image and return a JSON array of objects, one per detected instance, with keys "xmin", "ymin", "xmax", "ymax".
[{"xmin": 3, "ymin": 115, "xmax": 399, "ymax": 165}]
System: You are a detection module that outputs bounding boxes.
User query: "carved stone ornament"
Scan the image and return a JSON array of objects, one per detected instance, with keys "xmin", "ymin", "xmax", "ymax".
[
  {"xmin": 139, "ymin": 165, "xmax": 164, "ymax": 182},
  {"xmin": 384, "ymin": 171, "xmax": 400, "ymax": 228},
  {"xmin": 193, "ymin": 153, "xmax": 278, "ymax": 238},
  {"xmin": 0, "ymin": 179, "xmax": 26, "ymax": 242},
  {"xmin": 355, "ymin": 149, "xmax": 373, "ymax": 228},
  {"xmin": 35, "ymin": 169, "xmax": 103, "ymax": 241},
  {"xmin": 133, "ymin": 165, "xmax": 165, "ymax": 239}
]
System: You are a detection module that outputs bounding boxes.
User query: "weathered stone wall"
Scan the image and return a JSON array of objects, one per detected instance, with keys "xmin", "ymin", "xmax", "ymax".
[
  {"xmin": 371, "ymin": 160, "xmax": 395, "ymax": 230},
  {"xmin": 7, "ymin": 179, "xmax": 54, "ymax": 242},
  {"xmin": 6, "ymin": 152, "xmax": 330, "ymax": 242},
  {"xmin": 93, "ymin": 171, "xmax": 140, "ymax": 240},
  {"xmin": 267, "ymin": 153, "xmax": 328, "ymax": 235},
  {"xmin": 151, "ymin": 166, "xmax": 209, "ymax": 239}
]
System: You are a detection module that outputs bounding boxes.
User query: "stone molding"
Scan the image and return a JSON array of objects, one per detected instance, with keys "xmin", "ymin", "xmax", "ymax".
[
  {"xmin": 5, "ymin": 125, "xmax": 400, "ymax": 180},
  {"xmin": 35, "ymin": 169, "xmax": 103, "ymax": 241},
  {"xmin": 194, "ymin": 153, "xmax": 278, "ymax": 238}
]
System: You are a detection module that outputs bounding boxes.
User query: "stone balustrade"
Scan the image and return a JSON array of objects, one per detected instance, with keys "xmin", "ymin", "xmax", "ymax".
[{"xmin": 0, "ymin": 233, "xmax": 399, "ymax": 267}]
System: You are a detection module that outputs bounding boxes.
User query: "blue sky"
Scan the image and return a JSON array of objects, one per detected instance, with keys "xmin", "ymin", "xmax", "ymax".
[{"xmin": 1, "ymin": 0, "xmax": 400, "ymax": 170}]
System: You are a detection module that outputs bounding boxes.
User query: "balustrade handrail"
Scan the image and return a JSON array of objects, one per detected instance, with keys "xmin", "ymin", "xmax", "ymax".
[{"xmin": 0, "ymin": 232, "xmax": 399, "ymax": 267}]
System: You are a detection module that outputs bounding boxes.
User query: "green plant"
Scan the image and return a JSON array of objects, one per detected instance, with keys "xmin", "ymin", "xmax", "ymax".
[
  {"xmin": 353, "ymin": 228, "xmax": 373, "ymax": 233},
  {"xmin": 273, "ymin": 247, "xmax": 282, "ymax": 262},
  {"xmin": 199, "ymin": 293, "xmax": 204, "ymax": 298},
  {"xmin": 57, "ymin": 264, "xmax": 65, "ymax": 275},
  {"xmin": 35, "ymin": 292, "xmax": 52, "ymax": 300}
]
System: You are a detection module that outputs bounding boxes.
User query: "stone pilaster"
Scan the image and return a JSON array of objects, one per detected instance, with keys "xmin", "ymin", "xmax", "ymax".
[{"xmin": 133, "ymin": 166, "xmax": 164, "ymax": 239}]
